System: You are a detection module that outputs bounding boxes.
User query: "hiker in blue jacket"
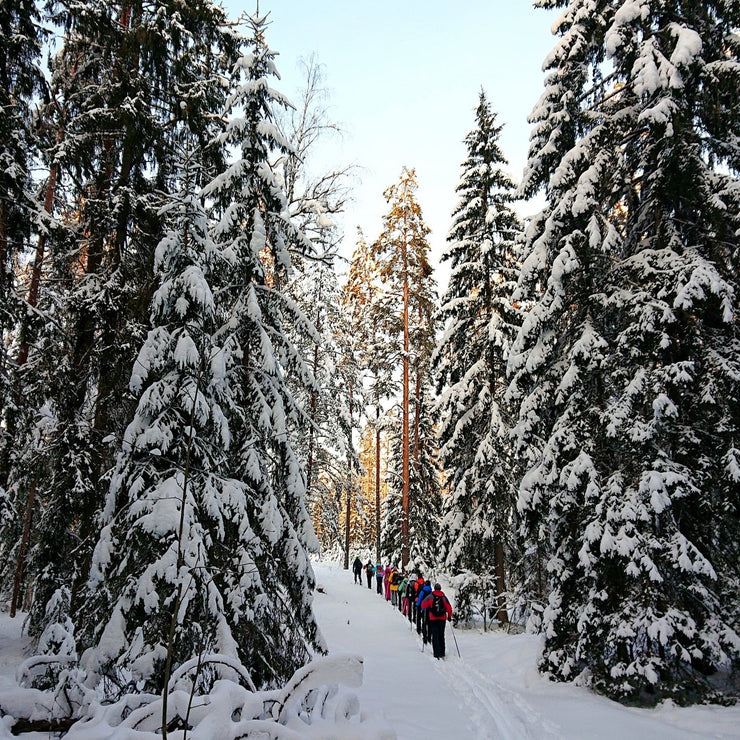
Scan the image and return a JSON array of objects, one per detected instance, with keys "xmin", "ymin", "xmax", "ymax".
[
  {"xmin": 375, "ymin": 562, "xmax": 383, "ymax": 594},
  {"xmin": 415, "ymin": 579, "xmax": 433, "ymax": 643}
]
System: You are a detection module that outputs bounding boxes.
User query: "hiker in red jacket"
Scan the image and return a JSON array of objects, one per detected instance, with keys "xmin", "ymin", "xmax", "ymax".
[{"xmin": 421, "ymin": 583, "xmax": 453, "ymax": 659}]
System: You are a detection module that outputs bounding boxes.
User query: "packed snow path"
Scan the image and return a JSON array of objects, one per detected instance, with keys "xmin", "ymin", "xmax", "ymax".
[{"xmin": 312, "ymin": 562, "xmax": 740, "ymax": 740}]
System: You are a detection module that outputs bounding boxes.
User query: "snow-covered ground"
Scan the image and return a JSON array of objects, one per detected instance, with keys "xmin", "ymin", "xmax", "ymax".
[
  {"xmin": 313, "ymin": 561, "xmax": 740, "ymax": 740},
  {"xmin": 0, "ymin": 563, "xmax": 737, "ymax": 739}
]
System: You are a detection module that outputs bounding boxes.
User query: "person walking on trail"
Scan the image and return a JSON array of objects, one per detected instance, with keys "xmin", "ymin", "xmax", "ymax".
[
  {"xmin": 398, "ymin": 574, "xmax": 409, "ymax": 614},
  {"xmin": 383, "ymin": 564, "xmax": 393, "ymax": 601},
  {"xmin": 352, "ymin": 557, "xmax": 363, "ymax": 584},
  {"xmin": 411, "ymin": 575, "xmax": 424, "ymax": 624},
  {"xmin": 364, "ymin": 560, "xmax": 375, "ymax": 588},
  {"xmin": 421, "ymin": 583, "xmax": 453, "ymax": 659},
  {"xmin": 404, "ymin": 576, "xmax": 416, "ymax": 620},
  {"xmin": 375, "ymin": 563, "xmax": 383, "ymax": 594},
  {"xmin": 416, "ymin": 579, "xmax": 433, "ymax": 642},
  {"xmin": 390, "ymin": 568, "xmax": 401, "ymax": 607}
]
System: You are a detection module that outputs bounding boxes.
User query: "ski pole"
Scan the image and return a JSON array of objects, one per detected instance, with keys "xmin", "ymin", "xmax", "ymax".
[{"xmin": 450, "ymin": 621, "xmax": 461, "ymax": 658}]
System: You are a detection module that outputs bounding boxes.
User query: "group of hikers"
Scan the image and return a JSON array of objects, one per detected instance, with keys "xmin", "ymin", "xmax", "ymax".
[{"xmin": 352, "ymin": 556, "xmax": 454, "ymax": 660}]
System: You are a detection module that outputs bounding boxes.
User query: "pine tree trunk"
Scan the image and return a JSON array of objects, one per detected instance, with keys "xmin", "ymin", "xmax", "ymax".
[
  {"xmin": 408, "ymin": 366, "xmax": 422, "ymax": 555},
  {"xmin": 9, "ymin": 481, "xmax": 35, "ymax": 618},
  {"xmin": 401, "ymin": 215, "xmax": 410, "ymax": 570}
]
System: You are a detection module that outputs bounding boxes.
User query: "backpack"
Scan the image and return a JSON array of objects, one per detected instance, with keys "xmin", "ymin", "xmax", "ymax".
[
  {"xmin": 406, "ymin": 582, "xmax": 416, "ymax": 600},
  {"xmin": 430, "ymin": 593, "xmax": 447, "ymax": 618}
]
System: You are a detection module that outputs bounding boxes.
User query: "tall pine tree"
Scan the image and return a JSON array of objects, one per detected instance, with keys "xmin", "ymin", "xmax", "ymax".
[
  {"xmin": 83, "ymin": 139, "xmax": 249, "ymax": 691},
  {"xmin": 373, "ymin": 168, "xmax": 437, "ymax": 569}
]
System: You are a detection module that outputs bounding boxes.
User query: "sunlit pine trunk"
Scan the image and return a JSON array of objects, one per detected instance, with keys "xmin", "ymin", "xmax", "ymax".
[
  {"xmin": 411, "ymin": 302, "xmax": 423, "ymax": 484},
  {"xmin": 375, "ymin": 396, "xmax": 381, "ymax": 562},
  {"xmin": 401, "ymin": 188, "xmax": 410, "ymax": 570}
]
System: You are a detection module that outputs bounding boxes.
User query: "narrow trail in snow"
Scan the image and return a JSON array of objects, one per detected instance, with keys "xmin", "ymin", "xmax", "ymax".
[
  {"xmin": 430, "ymin": 643, "xmax": 560, "ymax": 739},
  {"xmin": 315, "ymin": 564, "xmax": 560, "ymax": 739}
]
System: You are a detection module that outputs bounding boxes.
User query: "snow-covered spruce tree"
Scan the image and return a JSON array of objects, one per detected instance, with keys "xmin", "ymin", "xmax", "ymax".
[
  {"xmin": 23, "ymin": 0, "xmax": 238, "ymax": 642},
  {"xmin": 80, "ymin": 140, "xmax": 254, "ymax": 694},
  {"xmin": 434, "ymin": 91, "xmax": 523, "ymax": 625},
  {"xmin": 0, "ymin": 0, "xmax": 49, "ymax": 619},
  {"xmin": 510, "ymin": 0, "xmax": 740, "ymax": 704},
  {"xmin": 200, "ymin": 13, "xmax": 324, "ymax": 687}
]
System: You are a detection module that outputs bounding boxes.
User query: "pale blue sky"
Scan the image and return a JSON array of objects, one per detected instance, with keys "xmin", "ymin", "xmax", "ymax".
[{"xmin": 224, "ymin": 1, "xmax": 558, "ymax": 283}]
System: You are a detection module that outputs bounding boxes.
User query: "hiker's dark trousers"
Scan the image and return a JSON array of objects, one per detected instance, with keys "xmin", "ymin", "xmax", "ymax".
[{"xmin": 430, "ymin": 619, "xmax": 446, "ymax": 658}]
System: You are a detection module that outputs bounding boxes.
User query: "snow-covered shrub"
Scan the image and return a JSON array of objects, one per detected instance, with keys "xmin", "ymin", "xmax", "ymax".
[
  {"xmin": 0, "ymin": 654, "xmax": 394, "ymax": 739},
  {"xmin": 17, "ymin": 587, "xmax": 77, "ymax": 691},
  {"xmin": 450, "ymin": 571, "xmax": 508, "ymax": 631}
]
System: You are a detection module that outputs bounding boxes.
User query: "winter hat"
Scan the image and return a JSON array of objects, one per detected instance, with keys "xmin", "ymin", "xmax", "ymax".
[{"xmin": 434, "ymin": 583, "xmax": 442, "ymax": 591}]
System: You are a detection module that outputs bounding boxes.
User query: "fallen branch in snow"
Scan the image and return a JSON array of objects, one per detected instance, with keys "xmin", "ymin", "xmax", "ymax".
[{"xmin": 9, "ymin": 717, "xmax": 76, "ymax": 736}]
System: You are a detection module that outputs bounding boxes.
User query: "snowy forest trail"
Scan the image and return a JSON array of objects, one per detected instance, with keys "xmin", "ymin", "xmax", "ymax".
[
  {"xmin": 312, "ymin": 562, "xmax": 567, "ymax": 739},
  {"xmin": 312, "ymin": 562, "xmax": 740, "ymax": 740},
  {"xmin": 313, "ymin": 562, "xmax": 489, "ymax": 738}
]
